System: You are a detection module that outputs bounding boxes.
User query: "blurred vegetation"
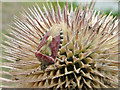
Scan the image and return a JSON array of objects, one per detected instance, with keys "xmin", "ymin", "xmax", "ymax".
[{"xmin": 105, "ymin": 9, "xmax": 118, "ymax": 18}]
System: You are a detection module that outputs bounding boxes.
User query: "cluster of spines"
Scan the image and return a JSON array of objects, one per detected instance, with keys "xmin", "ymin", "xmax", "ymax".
[{"xmin": 0, "ymin": 1, "xmax": 119, "ymax": 89}]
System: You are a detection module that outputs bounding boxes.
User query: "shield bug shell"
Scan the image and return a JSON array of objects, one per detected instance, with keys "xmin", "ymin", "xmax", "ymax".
[{"xmin": 35, "ymin": 25, "xmax": 64, "ymax": 69}]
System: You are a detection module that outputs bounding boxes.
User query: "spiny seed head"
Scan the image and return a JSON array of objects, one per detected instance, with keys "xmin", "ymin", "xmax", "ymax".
[{"xmin": 1, "ymin": 2, "xmax": 119, "ymax": 89}]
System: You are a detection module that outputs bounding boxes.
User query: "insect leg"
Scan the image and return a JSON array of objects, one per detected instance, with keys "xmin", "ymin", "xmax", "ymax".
[
  {"xmin": 61, "ymin": 36, "xmax": 74, "ymax": 49},
  {"xmin": 26, "ymin": 66, "xmax": 41, "ymax": 76},
  {"xmin": 56, "ymin": 57, "xmax": 65, "ymax": 62},
  {"xmin": 40, "ymin": 30, "xmax": 48, "ymax": 40},
  {"xmin": 53, "ymin": 57, "xmax": 65, "ymax": 68}
]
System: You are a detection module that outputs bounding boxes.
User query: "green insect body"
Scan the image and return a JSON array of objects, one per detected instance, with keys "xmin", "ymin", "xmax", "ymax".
[{"xmin": 39, "ymin": 36, "xmax": 53, "ymax": 56}]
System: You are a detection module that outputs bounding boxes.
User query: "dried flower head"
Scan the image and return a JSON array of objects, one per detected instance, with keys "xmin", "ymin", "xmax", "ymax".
[{"xmin": 1, "ymin": 2, "xmax": 119, "ymax": 89}]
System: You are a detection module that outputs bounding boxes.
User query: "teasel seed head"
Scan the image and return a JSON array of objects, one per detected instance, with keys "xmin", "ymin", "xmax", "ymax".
[{"xmin": 1, "ymin": 2, "xmax": 119, "ymax": 89}]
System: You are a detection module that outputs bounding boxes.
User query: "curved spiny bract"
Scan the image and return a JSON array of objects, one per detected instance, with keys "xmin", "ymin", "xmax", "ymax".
[{"xmin": 1, "ymin": 2, "xmax": 119, "ymax": 89}]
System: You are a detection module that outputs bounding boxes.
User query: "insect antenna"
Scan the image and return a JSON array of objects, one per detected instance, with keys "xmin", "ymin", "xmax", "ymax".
[
  {"xmin": 40, "ymin": 29, "xmax": 49, "ymax": 40},
  {"xmin": 26, "ymin": 67, "xmax": 41, "ymax": 76},
  {"xmin": 61, "ymin": 36, "xmax": 74, "ymax": 50},
  {"xmin": 59, "ymin": 29, "xmax": 63, "ymax": 50}
]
